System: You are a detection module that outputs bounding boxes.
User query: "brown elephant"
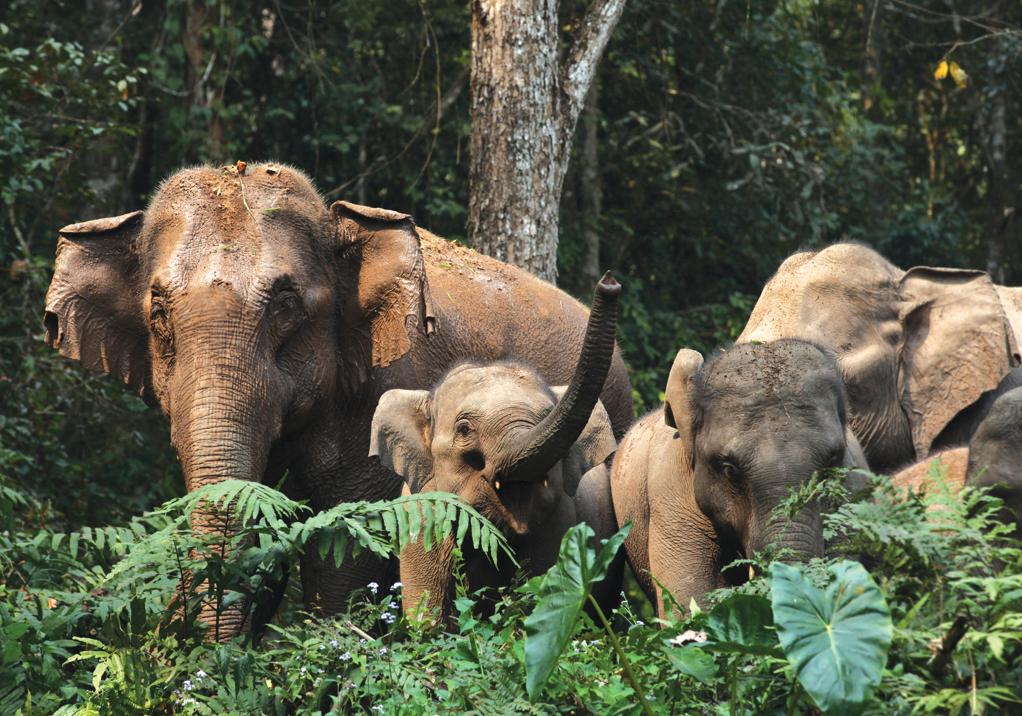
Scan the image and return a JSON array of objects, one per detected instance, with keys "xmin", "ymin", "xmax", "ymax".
[
  {"xmin": 369, "ymin": 275, "xmax": 623, "ymax": 622},
  {"xmin": 43, "ymin": 163, "xmax": 633, "ymax": 638},
  {"xmin": 611, "ymin": 340, "xmax": 869, "ymax": 616},
  {"xmin": 738, "ymin": 243, "xmax": 1022, "ymax": 474},
  {"xmin": 893, "ymin": 385, "xmax": 1022, "ymax": 530}
]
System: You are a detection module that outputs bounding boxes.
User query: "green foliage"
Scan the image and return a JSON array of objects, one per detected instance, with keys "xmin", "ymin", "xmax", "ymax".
[
  {"xmin": 522, "ymin": 522, "xmax": 630, "ymax": 699},
  {"xmin": 771, "ymin": 561, "xmax": 892, "ymax": 714},
  {"xmin": 4, "ymin": 468, "xmax": 1020, "ymax": 713}
]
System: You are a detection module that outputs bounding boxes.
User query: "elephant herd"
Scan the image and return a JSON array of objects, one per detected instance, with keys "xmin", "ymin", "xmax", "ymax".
[{"xmin": 43, "ymin": 163, "xmax": 1021, "ymax": 634}]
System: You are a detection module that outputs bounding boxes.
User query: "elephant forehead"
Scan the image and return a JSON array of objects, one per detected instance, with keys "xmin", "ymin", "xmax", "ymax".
[
  {"xmin": 702, "ymin": 341, "xmax": 839, "ymax": 394},
  {"xmin": 740, "ymin": 242, "xmax": 903, "ymax": 344},
  {"xmin": 144, "ymin": 166, "xmax": 327, "ymax": 295},
  {"xmin": 433, "ymin": 368, "xmax": 553, "ymax": 421}
]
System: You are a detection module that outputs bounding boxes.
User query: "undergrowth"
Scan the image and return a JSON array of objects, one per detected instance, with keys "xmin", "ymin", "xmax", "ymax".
[{"xmin": 1, "ymin": 462, "xmax": 1020, "ymax": 715}]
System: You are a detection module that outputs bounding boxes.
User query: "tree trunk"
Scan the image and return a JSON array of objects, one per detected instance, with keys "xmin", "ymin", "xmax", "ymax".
[
  {"xmin": 983, "ymin": 93, "xmax": 1011, "ymax": 284},
  {"xmin": 467, "ymin": 0, "xmax": 627, "ymax": 284},
  {"xmin": 579, "ymin": 82, "xmax": 602, "ymax": 286}
]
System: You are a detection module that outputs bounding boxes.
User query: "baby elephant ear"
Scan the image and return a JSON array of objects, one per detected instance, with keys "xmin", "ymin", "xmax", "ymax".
[
  {"xmin": 369, "ymin": 389, "xmax": 434, "ymax": 493},
  {"xmin": 664, "ymin": 348, "xmax": 703, "ymax": 431},
  {"xmin": 550, "ymin": 388, "xmax": 617, "ymax": 497},
  {"xmin": 329, "ymin": 201, "xmax": 436, "ymax": 370},
  {"xmin": 44, "ymin": 210, "xmax": 153, "ymax": 403}
]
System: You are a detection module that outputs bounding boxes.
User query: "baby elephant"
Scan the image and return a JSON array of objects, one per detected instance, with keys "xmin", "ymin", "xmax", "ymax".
[
  {"xmin": 893, "ymin": 385, "xmax": 1022, "ymax": 529},
  {"xmin": 612, "ymin": 340, "xmax": 869, "ymax": 616},
  {"xmin": 370, "ymin": 274, "xmax": 623, "ymax": 622}
]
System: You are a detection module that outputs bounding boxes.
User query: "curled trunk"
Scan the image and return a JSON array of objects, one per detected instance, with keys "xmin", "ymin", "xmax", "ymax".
[{"xmin": 502, "ymin": 272, "xmax": 621, "ymax": 482}]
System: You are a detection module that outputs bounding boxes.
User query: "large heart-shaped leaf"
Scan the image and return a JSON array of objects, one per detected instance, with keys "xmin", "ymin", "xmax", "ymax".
[
  {"xmin": 524, "ymin": 522, "xmax": 629, "ymax": 699},
  {"xmin": 771, "ymin": 561, "xmax": 892, "ymax": 715},
  {"xmin": 705, "ymin": 593, "xmax": 781, "ymax": 656}
]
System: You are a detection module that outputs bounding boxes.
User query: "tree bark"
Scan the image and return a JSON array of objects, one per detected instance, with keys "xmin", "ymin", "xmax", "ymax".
[
  {"xmin": 467, "ymin": 0, "xmax": 626, "ymax": 284},
  {"xmin": 579, "ymin": 82, "xmax": 602, "ymax": 286},
  {"xmin": 982, "ymin": 93, "xmax": 1011, "ymax": 284}
]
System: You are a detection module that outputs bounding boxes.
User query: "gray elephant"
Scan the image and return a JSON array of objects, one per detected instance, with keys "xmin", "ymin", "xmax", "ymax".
[
  {"xmin": 611, "ymin": 340, "xmax": 868, "ymax": 616},
  {"xmin": 43, "ymin": 163, "xmax": 633, "ymax": 638},
  {"xmin": 370, "ymin": 275, "xmax": 623, "ymax": 622},
  {"xmin": 739, "ymin": 243, "xmax": 1022, "ymax": 474},
  {"xmin": 895, "ymin": 386, "xmax": 1022, "ymax": 531},
  {"xmin": 967, "ymin": 386, "xmax": 1022, "ymax": 530}
]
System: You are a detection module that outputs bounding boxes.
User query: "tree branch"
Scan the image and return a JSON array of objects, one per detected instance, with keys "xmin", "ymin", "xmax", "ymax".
[{"xmin": 560, "ymin": 0, "xmax": 627, "ymax": 132}]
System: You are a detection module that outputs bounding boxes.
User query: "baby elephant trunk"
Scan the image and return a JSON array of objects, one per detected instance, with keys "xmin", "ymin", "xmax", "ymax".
[{"xmin": 501, "ymin": 272, "xmax": 621, "ymax": 483}]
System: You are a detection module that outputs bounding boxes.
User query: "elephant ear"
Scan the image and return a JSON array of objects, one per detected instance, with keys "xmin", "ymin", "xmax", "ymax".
[
  {"xmin": 369, "ymin": 389, "xmax": 434, "ymax": 493},
  {"xmin": 551, "ymin": 388, "xmax": 617, "ymax": 497},
  {"xmin": 43, "ymin": 211, "xmax": 153, "ymax": 403},
  {"xmin": 330, "ymin": 201, "xmax": 436, "ymax": 372},
  {"xmin": 898, "ymin": 267, "xmax": 1021, "ymax": 458},
  {"xmin": 663, "ymin": 349, "xmax": 704, "ymax": 465}
]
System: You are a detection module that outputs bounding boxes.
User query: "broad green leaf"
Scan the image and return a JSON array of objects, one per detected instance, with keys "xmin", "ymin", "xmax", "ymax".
[
  {"xmin": 665, "ymin": 646, "xmax": 717, "ymax": 684},
  {"xmin": 771, "ymin": 561, "xmax": 892, "ymax": 715},
  {"xmin": 705, "ymin": 593, "xmax": 781, "ymax": 656},
  {"xmin": 524, "ymin": 522, "xmax": 629, "ymax": 699}
]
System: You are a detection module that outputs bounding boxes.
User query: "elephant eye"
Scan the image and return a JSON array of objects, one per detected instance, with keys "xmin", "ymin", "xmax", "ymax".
[
  {"xmin": 719, "ymin": 461, "xmax": 740, "ymax": 482},
  {"xmin": 149, "ymin": 291, "xmax": 173, "ymax": 344},
  {"xmin": 271, "ymin": 290, "xmax": 305, "ymax": 335},
  {"xmin": 455, "ymin": 419, "xmax": 473, "ymax": 438}
]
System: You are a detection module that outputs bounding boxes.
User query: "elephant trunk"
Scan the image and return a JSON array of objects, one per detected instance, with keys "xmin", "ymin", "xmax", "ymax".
[
  {"xmin": 502, "ymin": 272, "xmax": 620, "ymax": 483},
  {"xmin": 169, "ymin": 332, "xmax": 279, "ymax": 641},
  {"xmin": 751, "ymin": 495, "xmax": 824, "ymax": 561}
]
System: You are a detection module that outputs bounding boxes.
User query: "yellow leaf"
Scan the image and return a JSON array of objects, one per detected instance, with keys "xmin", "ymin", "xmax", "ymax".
[
  {"xmin": 949, "ymin": 61, "xmax": 968, "ymax": 88},
  {"xmin": 934, "ymin": 60, "xmax": 949, "ymax": 80}
]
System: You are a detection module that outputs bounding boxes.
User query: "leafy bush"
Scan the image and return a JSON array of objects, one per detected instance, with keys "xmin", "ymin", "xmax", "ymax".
[{"xmin": 2, "ymin": 461, "xmax": 1020, "ymax": 714}]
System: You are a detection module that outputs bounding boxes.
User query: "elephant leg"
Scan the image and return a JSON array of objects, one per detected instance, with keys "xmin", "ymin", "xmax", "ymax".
[
  {"xmin": 648, "ymin": 509, "xmax": 721, "ymax": 618},
  {"xmin": 300, "ymin": 548, "xmax": 398, "ymax": 616}
]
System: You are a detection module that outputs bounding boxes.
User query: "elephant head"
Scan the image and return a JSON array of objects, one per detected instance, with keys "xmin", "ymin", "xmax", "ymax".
[
  {"xmin": 43, "ymin": 164, "xmax": 435, "ymax": 636},
  {"xmin": 967, "ymin": 386, "xmax": 1022, "ymax": 531},
  {"xmin": 665, "ymin": 339, "xmax": 867, "ymax": 562},
  {"xmin": 739, "ymin": 243, "xmax": 1021, "ymax": 472},
  {"xmin": 369, "ymin": 274, "xmax": 621, "ymax": 617}
]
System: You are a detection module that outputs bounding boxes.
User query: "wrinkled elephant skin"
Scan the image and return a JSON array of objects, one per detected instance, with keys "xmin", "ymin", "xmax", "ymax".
[
  {"xmin": 739, "ymin": 243, "xmax": 1022, "ymax": 473},
  {"xmin": 611, "ymin": 340, "xmax": 868, "ymax": 616},
  {"xmin": 43, "ymin": 164, "xmax": 633, "ymax": 637},
  {"xmin": 370, "ymin": 275, "xmax": 623, "ymax": 622}
]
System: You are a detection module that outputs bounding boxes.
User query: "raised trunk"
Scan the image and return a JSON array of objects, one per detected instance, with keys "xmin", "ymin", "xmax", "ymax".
[
  {"xmin": 503, "ymin": 272, "xmax": 620, "ymax": 482},
  {"xmin": 467, "ymin": 0, "xmax": 627, "ymax": 283}
]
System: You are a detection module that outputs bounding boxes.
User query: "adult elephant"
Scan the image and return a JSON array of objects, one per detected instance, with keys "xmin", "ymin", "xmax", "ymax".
[
  {"xmin": 611, "ymin": 340, "xmax": 869, "ymax": 616},
  {"xmin": 893, "ymin": 386, "xmax": 1022, "ymax": 530},
  {"xmin": 43, "ymin": 163, "xmax": 633, "ymax": 638},
  {"xmin": 739, "ymin": 243, "xmax": 1022, "ymax": 474},
  {"xmin": 370, "ymin": 275, "xmax": 622, "ymax": 623}
]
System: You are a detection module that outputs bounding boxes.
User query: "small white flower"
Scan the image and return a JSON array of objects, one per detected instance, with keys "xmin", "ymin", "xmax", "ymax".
[
  {"xmin": 371, "ymin": 706, "xmax": 385, "ymax": 714},
  {"xmin": 368, "ymin": 581, "xmax": 379, "ymax": 595},
  {"xmin": 299, "ymin": 666, "xmax": 307, "ymax": 676},
  {"xmin": 330, "ymin": 639, "xmax": 339, "ymax": 649},
  {"xmin": 635, "ymin": 620, "xmax": 645, "ymax": 626},
  {"xmin": 390, "ymin": 582, "xmax": 402, "ymax": 591},
  {"xmin": 359, "ymin": 638, "xmax": 367, "ymax": 644},
  {"xmin": 195, "ymin": 670, "xmax": 207, "ymax": 681},
  {"xmin": 340, "ymin": 651, "xmax": 352, "ymax": 661},
  {"xmin": 389, "ymin": 601, "xmax": 399, "ymax": 610},
  {"xmin": 182, "ymin": 679, "xmax": 193, "ymax": 691},
  {"xmin": 669, "ymin": 629, "xmax": 708, "ymax": 646},
  {"xmin": 381, "ymin": 612, "xmax": 396, "ymax": 624},
  {"xmin": 379, "ymin": 647, "xmax": 389, "ymax": 656},
  {"xmin": 319, "ymin": 644, "xmax": 326, "ymax": 650}
]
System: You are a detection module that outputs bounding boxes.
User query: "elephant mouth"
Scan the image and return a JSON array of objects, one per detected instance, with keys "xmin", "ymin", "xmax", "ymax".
[{"xmin": 492, "ymin": 477, "xmax": 551, "ymax": 536}]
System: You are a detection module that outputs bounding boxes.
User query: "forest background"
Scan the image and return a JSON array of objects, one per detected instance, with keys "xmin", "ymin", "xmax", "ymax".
[{"xmin": 1, "ymin": 0, "xmax": 1020, "ymax": 529}]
